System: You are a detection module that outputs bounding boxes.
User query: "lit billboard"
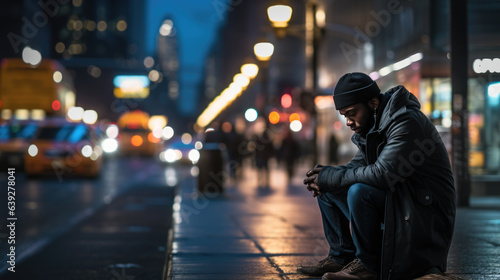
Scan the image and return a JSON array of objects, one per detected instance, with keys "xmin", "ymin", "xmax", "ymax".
[{"xmin": 113, "ymin": 75, "xmax": 150, "ymax": 98}]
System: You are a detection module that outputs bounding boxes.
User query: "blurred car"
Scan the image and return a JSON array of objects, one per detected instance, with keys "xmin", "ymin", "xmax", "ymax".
[
  {"xmin": 118, "ymin": 127, "xmax": 162, "ymax": 156},
  {"xmin": 0, "ymin": 120, "xmax": 39, "ymax": 170},
  {"xmin": 159, "ymin": 140, "xmax": 200, "ymax": 165},
  {"xmin": 116, "ymin": 110, "xmax": 162, "ymax": 156},
  {"xmin": 24, "ymin": 119, "xmax": 103, "ymax": 177}
]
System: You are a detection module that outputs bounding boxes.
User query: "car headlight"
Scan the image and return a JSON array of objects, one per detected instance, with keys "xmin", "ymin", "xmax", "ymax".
[
  {"xmin": 188, "ymin": 149, "xmax": 200, "ymax": 164},
  {"xmin": 101, "ymin": 138, "xmax": 118, "ymax": 153},
  {"xmin": 90, "ymin": 145, "xmax": 103, "ymax": 161},
  {"xmin": 28, "ymin": 144, "xmax": 38, "ymax": 157},
  {"xmin": 81, "ymin": 145, "xmax": 93, "ymax": 158},
  {"xmin": 164, "ymin": 149, "xmax": 178, "ymax": 163}
]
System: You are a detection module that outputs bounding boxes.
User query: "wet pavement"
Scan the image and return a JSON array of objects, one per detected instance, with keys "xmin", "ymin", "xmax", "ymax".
[
  {"xmin": 2, "ymin": 183, "xmax": 176, "ymax": 280},
  {"xmin": 168, "ymin": 164, "xmax": 500, "ymax": 280},
  {"xmin": 2, "ymin": 162, "xmax": 499, "ymax": 280}
]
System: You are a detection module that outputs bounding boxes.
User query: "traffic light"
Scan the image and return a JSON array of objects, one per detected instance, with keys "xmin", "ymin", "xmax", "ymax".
[
  {"xmin": 281, "ymin": 93, "xmax": 292, "ymax": 108},
  {"xmin": 268, "ymin": 111, "xmax": 280, "ymax": 124}
]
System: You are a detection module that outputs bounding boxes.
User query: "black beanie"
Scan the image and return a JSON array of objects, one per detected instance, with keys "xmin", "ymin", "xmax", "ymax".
[{"xmin": 333, "ymin": 72, "xmax": 380, "ymax": 110}]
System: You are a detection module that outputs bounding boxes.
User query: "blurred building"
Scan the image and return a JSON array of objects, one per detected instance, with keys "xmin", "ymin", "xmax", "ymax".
[
  {"xmin": 47, "ymin": 0, "xmax": 148, "ymax": 121},
  {"xmin": 142, "ymin": 16, "xmax": 182, "ymax": 128},
  {"xmin": 157, "ymin": 17, "xmax": 180, "ymax": 103},
  {"xmin": 365, "ymin": 0, "xmax": 500, "ymax": 189},
  {"xmin": 0, "ymin": 0, "xmax": 164, "ymax": 122}
]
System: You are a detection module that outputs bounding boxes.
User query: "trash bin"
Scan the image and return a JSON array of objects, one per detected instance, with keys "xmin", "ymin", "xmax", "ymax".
[{"xmin": 197, "ymin": 143, "xmax": 225, "ymax": 193}]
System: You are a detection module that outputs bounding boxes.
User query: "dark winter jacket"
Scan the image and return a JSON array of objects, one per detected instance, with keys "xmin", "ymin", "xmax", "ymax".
[{"xmin": 317, "ymin": 85, "xmax": 456, "ymax": 279}]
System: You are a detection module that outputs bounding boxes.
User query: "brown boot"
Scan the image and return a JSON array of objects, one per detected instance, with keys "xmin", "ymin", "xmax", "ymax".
[
  {"xmin": 297, "ymin": 256, "xmax": 345, "ymax": 277},
  {"xmin": 322, "ymin": 258, "xmax": 378, "ymax": 280}
]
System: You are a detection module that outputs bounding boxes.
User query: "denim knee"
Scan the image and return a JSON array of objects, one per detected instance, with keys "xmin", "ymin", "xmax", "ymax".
[
  {"xmin": 318, "ymin": 191, "xmax": 336, "ymax": 205},
  {"xmin": 347, "ymin": 183, "xmax": 371, "ymax": 208}
]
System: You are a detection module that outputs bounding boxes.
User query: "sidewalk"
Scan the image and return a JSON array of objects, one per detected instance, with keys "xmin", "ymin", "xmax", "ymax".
[{"xmin": 167, "ymin": 164, "xmax": 500, "ymax": 280}]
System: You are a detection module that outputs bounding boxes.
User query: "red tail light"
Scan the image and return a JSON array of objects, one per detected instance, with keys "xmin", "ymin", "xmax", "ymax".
[
  {"xmin": 52, "ymin": 100, "xmax": 61, "ymax": 111},
  {"xmin": 131, "ymin": 135, "xmax": 143, "ymax": 147}
]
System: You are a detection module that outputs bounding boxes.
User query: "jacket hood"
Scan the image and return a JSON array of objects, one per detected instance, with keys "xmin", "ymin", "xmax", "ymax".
[{"xmin": 377, "ymin": 85, "xmax": 421, "ymax": 131}]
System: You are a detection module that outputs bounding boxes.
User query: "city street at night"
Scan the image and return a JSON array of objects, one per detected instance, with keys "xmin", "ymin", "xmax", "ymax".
[{"xmin": 1, "ymin": 0, "xmax": 500, "ymax": 280}]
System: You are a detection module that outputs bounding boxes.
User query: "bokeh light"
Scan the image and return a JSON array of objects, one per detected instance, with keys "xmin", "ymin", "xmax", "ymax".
[
  {"xmin": 181, "ymin": 133, "xmax": 192, "ymax": 144},
  {"xmin": 281, "ymin": 93, "xmax": 292, "ymax": 108},
  {"xmin": 68, "ymin": 107, "xmax": 84, "ymax": 121},
  {"xmin": 290, "ymin": 120, "xmax": 302, "ymax": 132},
  {"xmin": 83, "ymin": 110, "xmax": 98, "ymax": 124},
  {"xmin": 106, "ymin": 124, "xmax": 119, "ymax": 139},
  {"xmin": 269, "ymin": 111, "xmax": 280, "ymax": 124},
  {"xmin": 289, "ymin": 113, "xmax": 300, "ymax": 122},
  {"xmin": 245, "ymin": 108, "xmax": 258, "ymax": 122},
  {"xmin": 162, "ymin": 126, "xmax": 174, "ymax": 140},
  {"xmin": 131, "ymin": 135, "xmax": 143, "ymax": 147}
]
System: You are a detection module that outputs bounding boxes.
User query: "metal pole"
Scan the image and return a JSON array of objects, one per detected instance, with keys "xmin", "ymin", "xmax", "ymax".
[
  {"xmin": 450, "ymin": 0, "xmax": 470, "ymax": 207},
  {"xmin": 312, "ymin": 3, "xmax": 319, "ymax": 92},
  {"xmin": 305, "ymin": 2, "xmax": 319, "ymax": 164}
]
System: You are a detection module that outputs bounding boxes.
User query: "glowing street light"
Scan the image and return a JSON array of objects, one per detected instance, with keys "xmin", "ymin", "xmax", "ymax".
[
  {"xmin": 267, "ymin": 4, "xmax": 293, "ymax": 28},
  {"xmin": 83, "ymin": 110, "xmax": 98, "ymax": 124},
  {"xmin": 68, "ymin": 107, "xmax": 84, "ymax": 121},
  {"xmin": 290, "ymin": 120, "xmax": 302, "ymax": 132},
  {"xmin": 266, "ymin": 1, "xmax": 324, "ymax": 163},
  {"xmin": 233, "ymin": 73, "xmax": 250, "ymax": 88},
  {"xmin": 241, "ymin": 63, "xmax": 259, "ymax": 79},
  {"xmin": 245, "ymin": 108, "xmax": 258, "ymax": 122},
  {"xmin": 253, "ymin": 42, "xmax": 274, "ymax": 62}
]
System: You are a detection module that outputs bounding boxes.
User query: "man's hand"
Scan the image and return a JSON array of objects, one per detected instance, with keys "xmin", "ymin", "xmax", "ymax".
[{"xmin": 304, "ymin": 164, "xmax": 324, "ymax": 197}]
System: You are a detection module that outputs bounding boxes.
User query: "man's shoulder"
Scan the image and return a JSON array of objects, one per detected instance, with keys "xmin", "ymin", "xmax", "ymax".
[{"xmin": 384, "ymin": 109, "xmax": 434, "ymax": 136}]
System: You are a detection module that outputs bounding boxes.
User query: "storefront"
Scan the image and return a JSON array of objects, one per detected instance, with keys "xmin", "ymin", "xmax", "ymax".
[{"xmin": 372, "ymin": 55, "xmax": 500, "ymax": 178}]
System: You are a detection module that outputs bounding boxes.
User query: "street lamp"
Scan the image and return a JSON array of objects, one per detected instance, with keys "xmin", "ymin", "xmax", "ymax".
[
  {"xmin": 233, "ymin": 73, "xmax": 250, "ymax": 89},
  {"xmin": 253, "ymin": 41, "xmax": 274, "ymax": 115},
  {"xmin": 267, "ymin": 4, "xmax": 293, "ymax": 28},
  {"xmin": 253, "ymin": 42, "xmax": 274, "ymax": 62},
  {"xmin": 241, "ymin": 62, "xmax": 259, "ymax": 79},
  {"xmin": 266, "ymin": 1, "xmax": 323, "ymax": 163}
]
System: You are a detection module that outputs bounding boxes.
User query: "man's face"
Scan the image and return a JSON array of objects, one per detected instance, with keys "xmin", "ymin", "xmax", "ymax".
[{"xmin": 339, "ymin": 103, "xmax": 374, "ymax": 136}]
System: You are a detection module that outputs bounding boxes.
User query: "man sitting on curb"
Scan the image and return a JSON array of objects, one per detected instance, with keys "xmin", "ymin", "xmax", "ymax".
[{"xmin": 298, "ymin": 72, "xmax": 456, "ymax": 280}]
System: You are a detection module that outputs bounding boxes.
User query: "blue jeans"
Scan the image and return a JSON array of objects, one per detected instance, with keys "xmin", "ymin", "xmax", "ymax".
[{"xmin": 317, "ymin": 183, "xmax": 386, "ymax": 271}]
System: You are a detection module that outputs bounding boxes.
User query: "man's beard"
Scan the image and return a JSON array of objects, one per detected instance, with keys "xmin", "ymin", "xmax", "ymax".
[{"xmin": 359, "ymin": 110, "xmax": 376, "ymax": 137}]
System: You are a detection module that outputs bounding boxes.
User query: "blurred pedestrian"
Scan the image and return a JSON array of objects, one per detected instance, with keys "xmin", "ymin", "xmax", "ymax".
[
  {"xmin": 328, "ymin": 134, "xmax": 339, "ymax": 165},
  {"xmin": 233, "ymin": 117, "xmax": 249, "ymax": 180},
  {"xmin": 278, "ymin": 128, "xmax": 299, "ymax": 182},
  {"xmin": 252, "ymin": 129, "xmax": 274, "ymax": 187},
  {"xmin": 298, "ymin": 73, "xmax": 456, "ymax": 280},
  {"xmin": 221, "ymin": 122, "xmax": 238, "ymax": 179}
]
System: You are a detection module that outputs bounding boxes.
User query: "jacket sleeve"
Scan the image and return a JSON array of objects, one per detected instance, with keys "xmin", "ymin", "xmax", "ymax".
[
  {"xmin": 317, "ymin": 150, "xmax": 365, "ymax": 192},
  {"xmin": 318, "ymin": 115, "xmax": 426, "ymax": 192}
]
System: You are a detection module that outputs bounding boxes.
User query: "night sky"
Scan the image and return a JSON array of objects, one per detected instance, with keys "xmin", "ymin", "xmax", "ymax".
[{"xmin": 146, "ymin": 0, "xmax": 229, "ymax": 115}]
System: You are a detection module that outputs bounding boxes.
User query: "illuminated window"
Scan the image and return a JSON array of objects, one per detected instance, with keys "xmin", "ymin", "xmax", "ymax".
[
  {"xmin": 55, "ymin": 42, "xmax": 65, "ymax": 53},
  {"xmin": 97, "ymin": 21, "xmax": 107, "ymax": 32},
  {"xmin": 117, "ymin": 20, "xmax": 127, "ymax": 32}
]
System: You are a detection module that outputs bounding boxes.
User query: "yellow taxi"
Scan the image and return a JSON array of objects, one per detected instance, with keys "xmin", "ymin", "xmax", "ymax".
[
  {"xmin": 24, "ymin": 119, "xmax": 103, "ymax": 178},
  {"xmin": 117, "ymin": 110, "xmax": 162, "ymax": 156},
  {"xmin": 0, "ymin": 120, "xmax": 38, "ymax": 170}
]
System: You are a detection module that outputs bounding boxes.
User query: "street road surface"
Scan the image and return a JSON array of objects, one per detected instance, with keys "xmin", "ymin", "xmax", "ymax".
[{"xmin": 0, "ymin": 156, "xmax": 186, "ymax": 277}]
